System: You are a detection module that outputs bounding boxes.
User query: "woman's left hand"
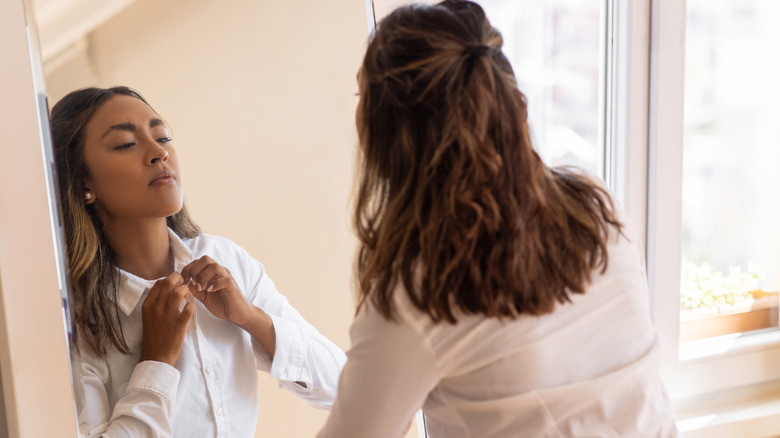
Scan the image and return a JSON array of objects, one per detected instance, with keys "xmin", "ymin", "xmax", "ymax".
[
  {"xmin": 181, "ymin": 255, "xmax": 277, "ymax": 357},
  {"xmin": 181, "ymin": 255, "xmax": 253, "ymax": 327}
]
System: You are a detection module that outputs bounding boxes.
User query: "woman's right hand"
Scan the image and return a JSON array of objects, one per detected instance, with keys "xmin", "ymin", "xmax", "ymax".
[{"xmin": 139, "ymin": 272, "xmax": 195, "ymax": 366}]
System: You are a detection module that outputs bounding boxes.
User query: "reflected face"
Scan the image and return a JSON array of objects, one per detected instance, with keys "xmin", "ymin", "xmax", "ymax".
[{"xmin": 82, "ymin": 95, "xmax": 183, "ymax": 221}]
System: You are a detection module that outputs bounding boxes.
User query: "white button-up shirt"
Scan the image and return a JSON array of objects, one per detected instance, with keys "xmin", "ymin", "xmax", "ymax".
[
  {"xmin": 77, "ymin": 230, "xmax": 346, "ymax": 437},
  {"xmin": 318, "ymin": 219, "xmax": 680, "ymax": 437}
]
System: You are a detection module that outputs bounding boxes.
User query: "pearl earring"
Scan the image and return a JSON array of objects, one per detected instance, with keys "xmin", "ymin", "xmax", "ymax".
[{"xmin": 85, "ymin": 192, "xmax": 92, "ymax": 201}]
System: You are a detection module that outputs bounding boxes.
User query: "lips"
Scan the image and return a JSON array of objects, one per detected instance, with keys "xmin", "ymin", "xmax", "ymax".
[{"xmin": 149, "ymin": 169, "xmax": 176, "ymax": 186}]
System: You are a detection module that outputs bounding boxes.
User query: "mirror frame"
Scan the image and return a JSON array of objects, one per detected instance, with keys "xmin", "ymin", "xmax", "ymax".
[{"xmin": 0, "ymin": 1, "xmax": 80, "ymax": 437}]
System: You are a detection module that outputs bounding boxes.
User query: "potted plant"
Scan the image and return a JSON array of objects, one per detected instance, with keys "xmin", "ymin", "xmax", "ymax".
[{"xmin": 679, "ymin": 262, "xmax": 778, "ymax": 342}]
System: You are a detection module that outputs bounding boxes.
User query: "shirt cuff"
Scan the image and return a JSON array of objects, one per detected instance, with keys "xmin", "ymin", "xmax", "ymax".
[
  {"xmin": 127, "ymin": 361, "xmax": 181, "ymax": 408},
  {"xmin": 267, "ymin": 314, "xmax": 313, "ymax": 389}
]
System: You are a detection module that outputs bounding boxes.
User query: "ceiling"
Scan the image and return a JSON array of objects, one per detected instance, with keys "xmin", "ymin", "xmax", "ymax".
[{"xmin": 30, "ymin": 0, "xmax": 137, "ymax": 61}]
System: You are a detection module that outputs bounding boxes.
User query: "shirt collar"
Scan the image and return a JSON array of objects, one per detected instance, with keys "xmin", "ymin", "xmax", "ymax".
[{"xmin": 116, "ymin": 228, "xmax": 195, "ymax": 316}]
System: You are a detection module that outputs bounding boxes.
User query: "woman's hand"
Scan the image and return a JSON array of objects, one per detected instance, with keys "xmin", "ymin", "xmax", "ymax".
[
  {"xmin": 180, "ymin": 256, "xmax": 253, "ymax": 326},
  {"xmin": 181, "ymin": 256, "xmax": 276, "ymax": 356},
  {"xmin": 139, "ymin": 272, "xmax": 195, "ymax": 366}
]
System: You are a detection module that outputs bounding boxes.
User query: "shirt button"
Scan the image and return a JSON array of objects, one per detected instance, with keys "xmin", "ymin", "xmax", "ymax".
[
  {"xmin": 205, "ymin": 366, "xmax": 213, "ymax": 374},
  {"xmin": 217, "ymin": 408, "xmax": 223, "ymax": 416}
]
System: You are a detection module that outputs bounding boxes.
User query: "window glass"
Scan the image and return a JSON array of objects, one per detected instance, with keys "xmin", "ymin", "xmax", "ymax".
[
  {"xmin": 481, "ymin": 0, "xmax": 604, "ymax": 175},
  {"xmin": 681, "ymin": 1, "xmax": 780, "ymax": 342}
]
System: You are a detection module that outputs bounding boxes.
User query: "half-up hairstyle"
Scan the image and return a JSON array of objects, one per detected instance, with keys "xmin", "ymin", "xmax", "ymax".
[
  {"xmin": 354, "ymin": 0, "xmax": 622, "ymax": 322},
  {"xmin": 50, "ymin": 86, "xmax": 200, "ymax": 358}
]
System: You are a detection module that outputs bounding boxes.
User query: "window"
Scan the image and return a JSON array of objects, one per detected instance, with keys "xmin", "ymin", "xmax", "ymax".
[
  {"xmin": 648, "ymin": 0, "xmax": 780, "ymax": 434},
  {"xmin": 680, "ymin": 0, "xmax": 780, "ymax": 342},
  {"xmin": 481, "ymin": 0, "xmax": 605, "ymax": 176}
]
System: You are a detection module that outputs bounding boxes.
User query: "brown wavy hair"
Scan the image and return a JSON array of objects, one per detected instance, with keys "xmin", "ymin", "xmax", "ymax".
[
  {"xmin": 51, "ymin": 86, "xmax": 200, "ymax": 358},
  {"xmin": 354, "ymin": 0, "xmax": 622, "ymax": 322}
]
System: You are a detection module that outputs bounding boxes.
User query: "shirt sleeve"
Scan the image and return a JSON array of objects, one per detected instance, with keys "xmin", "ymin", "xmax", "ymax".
[
  {"xmin": 316, "ymin": 303, "xmax": 441, "ymax": 438},
  {"xmin": 239, "ymin": 251, "xmax": 347, "ymax": 410},
  {"xmin": 78, "ymin": 354, "xmax": 181, "ymax": 438}
]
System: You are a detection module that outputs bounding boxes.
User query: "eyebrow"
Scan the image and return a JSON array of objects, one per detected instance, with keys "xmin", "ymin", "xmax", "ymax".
[{"xmin": 102, "ymin": 118, "xmax": 166, "ymax": 138}]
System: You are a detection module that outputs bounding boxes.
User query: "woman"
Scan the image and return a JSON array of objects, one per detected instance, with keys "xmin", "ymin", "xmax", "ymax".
[
  {"xmin": 50, "ymin": 86, "xmax": 346, "ymax": 437},
  {"xmin": 318, "ymin": 1, "xmax": 679, "ymax": 437}
]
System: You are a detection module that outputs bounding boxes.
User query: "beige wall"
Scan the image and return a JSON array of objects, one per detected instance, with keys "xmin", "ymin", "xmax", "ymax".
[{"xmin": 43, "ymin": 0, "xmax": 385, "ymax": 436}]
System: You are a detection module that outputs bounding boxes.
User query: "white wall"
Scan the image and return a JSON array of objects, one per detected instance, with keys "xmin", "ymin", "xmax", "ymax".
[{"xmin": 44, "ymin": 0, "xmax": 374, "ymax": 435}]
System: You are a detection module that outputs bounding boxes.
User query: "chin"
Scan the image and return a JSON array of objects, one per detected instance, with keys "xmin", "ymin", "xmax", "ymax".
[
  {"xmin": 165, "ymin": 205, "xmax": 184, "ymax": 218},
  {"xmin": 157, "ymin": 200, "xmax": 184, "ymax": 219}
]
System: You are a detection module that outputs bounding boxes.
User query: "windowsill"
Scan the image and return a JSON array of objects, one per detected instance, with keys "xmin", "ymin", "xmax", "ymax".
[
  {"xmin": 675, "ymin": 379, "xmax": 780, "ymax": 437},
  {"xmin": 673, "ymin": 331, "xmax": 780, "ymax": 436},
  {"xmin": 680, "ymin": 327, "xmax": 780, "ymax": 362},
  {"xmin": 664, "ymin": 303, "xmax": 780, "ymax": 428},
  {"xmin": 667, "ymin": 328, "xmax": 780, "ymax": 408}
]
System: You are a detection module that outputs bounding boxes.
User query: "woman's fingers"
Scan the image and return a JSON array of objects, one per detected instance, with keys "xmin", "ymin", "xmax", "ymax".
[
  {"xmin": 204, "ymin": 276, "xmax": 234, "ymax": 293},
  {"xmin": 179, "ymin": 301, "xmax": 196, "ymax": 323},
  {"xmin": 143, "ymin": 272, "xmax": 183, "ymax": 310},
  {"xmin": 183, "ymin": 257, "xmax": 230, "ymax": 292},
  {"xmin": 139, "ymin": 272, "xmax": 193, "ymax": 366},
  {"xmin": 194, "ymin": 263, "xmax": 227, "ymax": 292},
  {"xmin": 145, "ymin": 273, "xmax": 189, "ymax": 320},
  {"xmin": 166, "ymin": 283, "xmax": 190, "ymax": 311},
  {"xmin": 163, "ymin": 272, "xmax": 184, "ymax": 287},
  {"xmin": 181, "ymin": 255, "xmax": 215, "ymax": 285},
  {"xmin": 179, "ymin": 255, "xmax": 251, "ymax": 325}
]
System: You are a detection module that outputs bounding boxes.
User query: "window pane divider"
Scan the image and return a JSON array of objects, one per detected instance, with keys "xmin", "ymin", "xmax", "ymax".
[{"xmin": 646, "ymin": 0, "xmax": 686, "ymax": 379}]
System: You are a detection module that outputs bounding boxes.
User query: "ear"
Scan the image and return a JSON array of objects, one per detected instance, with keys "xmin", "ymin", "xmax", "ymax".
[{"xmin": 83, "ymin": 183, "xmax": 95, "ymax": 205}]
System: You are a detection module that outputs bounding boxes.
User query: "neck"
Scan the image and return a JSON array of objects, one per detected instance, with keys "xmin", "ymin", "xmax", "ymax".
[{"xmin": 104, "ymin": 217, "xmax": 173, "ymax": 280}]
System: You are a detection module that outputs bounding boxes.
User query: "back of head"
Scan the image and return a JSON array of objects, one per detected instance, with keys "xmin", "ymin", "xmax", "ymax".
[
  {"xmin": 354, "ymin": 0, "xmax": 621, "ymax": 322},
  {"xmin": 357, "ymin": 0, "xmax": 533, "ymax": 186}
]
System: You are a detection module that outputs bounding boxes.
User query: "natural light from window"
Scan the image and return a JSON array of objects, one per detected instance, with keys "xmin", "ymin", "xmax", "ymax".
[
  {"xmin": 481, "ymin": 0, "xmax": 603, "ymax": 177},
  {"xmin": 681, "ymin": 0, "xmax": 780, "ymax": 342}
]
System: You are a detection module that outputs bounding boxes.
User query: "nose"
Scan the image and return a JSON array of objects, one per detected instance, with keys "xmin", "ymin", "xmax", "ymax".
[{"xmin": 147, "ymin": 140, "xmax": 169, "ymax": 165}]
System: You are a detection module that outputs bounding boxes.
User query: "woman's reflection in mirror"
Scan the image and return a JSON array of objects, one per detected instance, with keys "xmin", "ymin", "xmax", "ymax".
[
  {"xmin": 50, "ymin": 86, "xmax": 346, "ymax": 437},
  {"xmin": 318, "ymin": 1, "xmax": 680, "ymax": 437}
]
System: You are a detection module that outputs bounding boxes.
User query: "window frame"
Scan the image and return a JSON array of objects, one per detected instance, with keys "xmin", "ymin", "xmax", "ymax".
[
  {"xmin": 644, "ymin": 0, "xmax": 685, "ymax": 379},
  {"xmin": 604, "ymin": 0, "xmax": 650, "ymax": 248},
  {"xmin": 640, "ymin": 0, "xmax": 780, "ymax": 416}
]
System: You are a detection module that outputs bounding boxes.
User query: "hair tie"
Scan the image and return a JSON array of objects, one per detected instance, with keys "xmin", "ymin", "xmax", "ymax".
[
  {"xmin": 462, "ymin": 45, "xmax": 492, "ymax": 81},
  {"xmin": 464, "ymin": 45, "xmax": 491, "ymax": 60}
]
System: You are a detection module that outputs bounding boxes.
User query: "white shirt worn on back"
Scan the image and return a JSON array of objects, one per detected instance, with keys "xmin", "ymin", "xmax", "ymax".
[
  {"xmin": 77, "ymin": 229, "xmax": 347, "ymax": 438},
  {"xmin": 318, "ymin": 219, "xmax": 680, "ymax": 438}
]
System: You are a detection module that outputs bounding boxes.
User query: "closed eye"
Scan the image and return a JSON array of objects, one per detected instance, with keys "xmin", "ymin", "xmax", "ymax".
[
  {"xmin": 114, "ymin": 142, "xmax": 135, "ymax": 150},
  {"xmin": 157, "ymin": 137, "xmax": 172, "ymax": 145}
]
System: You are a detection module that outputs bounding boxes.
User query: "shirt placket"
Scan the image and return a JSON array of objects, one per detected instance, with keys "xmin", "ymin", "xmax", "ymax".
[{"xmin": 189, "ymin": 298, "xmax": 231, "ymax": 437}]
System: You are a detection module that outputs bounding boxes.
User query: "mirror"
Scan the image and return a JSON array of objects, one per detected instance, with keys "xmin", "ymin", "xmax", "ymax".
[
  {"xmin": 8, "ymin": 0, "xmax": 604, "ymax": 436},
  {"xmin": 29, "ymin": 0, "xmax": 378, "ymax": 436}
]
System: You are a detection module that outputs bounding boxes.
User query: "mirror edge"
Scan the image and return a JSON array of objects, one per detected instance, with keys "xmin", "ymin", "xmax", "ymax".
[{"xmin": 0, "ymin": 0, "xmax": 81, "ymax": 436}]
